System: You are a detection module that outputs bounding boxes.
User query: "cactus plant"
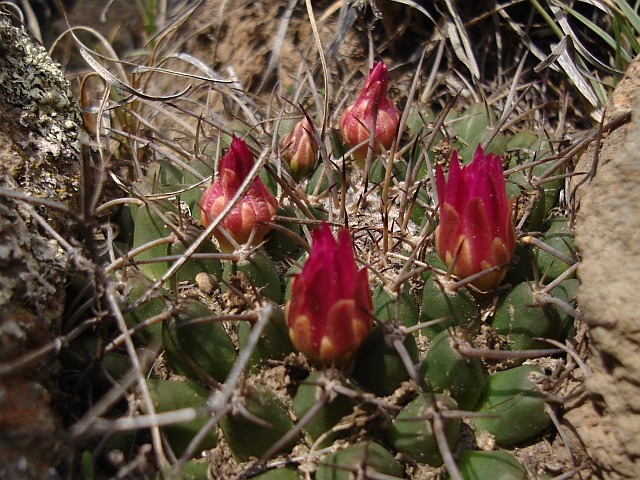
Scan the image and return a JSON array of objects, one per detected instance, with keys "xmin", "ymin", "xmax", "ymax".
[
  {"xmin": 388, "ymin": 393, "xmax": 461, "ymax": 466},
  {"xmin": 351, "ymin": 324, "xmax": 419, "ymax": 396},
  {"xmin": 420, "ymin": 274, "xmax": 479, "ymax": 339},
  {"xmin": 55, "ymin": 5, "xmax": 602, "ymax": 478},
  {"xmin": 223, "ymin": 249, "xmax": 284, "ymax": 303},
  {"xmin": 292, "ymin": 370, "xmax": 357, "ymax": 447},
  {"xmin": 420, "ymin": 329, "xmax": 485, "ymax": 410},
  {"xmin": 533, "ymin": 217, "xmax": 576, "ymax": 281},
  {"xmin": 145, "ymin": 379, "xmax": 218, "ymax": 456},
  {"xmin": 473, "ymin": 365, "xmax": 551, "ymax": 446},
  {"xmin": 237, "ymin": 302, "xmax": 295, "ymax": 370},
  {"xmin": 316, "ymin": 441, "xmax": 404, "ymax": 480},
  {"xmin": 451, "ymin": 450, "xmax": 526, "ymax": 480},
  {"xmin": 492, "ymin": 279, "xmax": 578, "ymax": 350},
  {"xmin": 220, "ymin": 383, "xmax": 299, "ymax": 461},
  {"xmin": 163, "ymin": 299, "xmax": 236, "ymax": 383}
]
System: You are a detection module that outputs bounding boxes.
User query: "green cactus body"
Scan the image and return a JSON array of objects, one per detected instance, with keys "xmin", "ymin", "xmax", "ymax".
[
  {"xmin": 220, "ymin": 384, "xmax": 298, "ymax": 461},
  {"xmin": 80, "ymin": 450, "xmax": 94, "ymax": 480},
  {"xmin": 506, "ymin": 132, "xmax": 559, "ymax": 232},
  {"xmin": 447, "ymin": 103, "xmax": 507, "ymax": 163},
  {"xmin": 147, "ymin": 161, "xmax": 184, "ymax": 193},
  {"xmin": 292, "ymin": 371, "xmax": 357, "ymax": 448},
  {"xmin": 388, "ymin": 393, "xmax": 461, "ymax": 466},
  {"xmin": 223, "ymin": 250, "xmax": 283, "ymax": 303},
  {"xmin": 132, "ymin": 204, "xmax": 222, "ymax": 288},
  {"xmin": 163, "ymin": 299, "xmax": 236, "ymax": 383},
  {"xmin": 170, "ymin": 230, "xmax": 222, "ymax": 288},
  {"xmin": 351, "ymin": 325, "xmax": 419, "ymax": 396},
  {"xmin": 369, "ymin": 156, "xmax": 408, "ymax": 185},
  {"xmin": 422, "ymin": 250, "xmax": 447, "ymax": 275},
  {"xmin": 237, "ymin": 302, "xmax": 295, "ymax": 371},
  {"xmin": 306, "ymin": 155, "xmax": 342, "ymax": 195},
  {"xmin": 420, "ymin": 329, "xmax": 485, "ymax": 410},
  {"xmin": 104, "ymin": 431, "xmax": 148, "ymax": 461},
  {"xmin": 115, "ymin": 204, "xmax": 136, "ymax": 246},
  {"xmin": 420, "ymin": 275, "xmax": 479, "ymax": 340},
  {"xmin": 132, "ymin": 203, "xmax": 174, "ymax": 282},
  {"xmin": 534, "ymin": 217, "xmax": 575, "ymax": 281},
  {"xmin": 473, "ymin": 365, "xmax": 551, "ymax": 446},
  {"xmin": 556, "ymin": 278, "xmax": 579, "ymax": 339},
  {"xmin": 372, "ymin": 283, "xmax": 419, "ymax": 328},
  {"xmin": 502, "ymin": 242, "xmax": 534, "ymax": 286},
  {"xmin": 264, "ymin": 205, "xmax": 304, "ymax": 261},
  {"xmin": 181, "ymin": 151, "xmax": 215, "ymax": 225},
  {"xmin": 406, "ymin": 106, "xmax": 437, "ymax": 139},
  {"xmin": 246, "ymin": 467, "xmax": 300, "ymax": 480},
  {"xmin": 328, "ymin": 127, "xmax": 349, "ymax": 161},
  {"xmin": 59, "ymin": 335, "xmax": 130, "ymax": 393},
  {"xmin": 258, "ymin": 167, "xmax": 279, "ymax": 197},
  {"xmin": 452, "ymin": 450, "xmax": 526, "ymax": 480},
  {"xmin": 146, "ymin": 379, "xmax": 217, "ymax": 456},
  {"xmin": 163, "ymin": 459, "xmax": 210, "ymax": 480},
  {"xmin": 123, "ymin": 275, "xmax": 167, "ymax": 347},
  {"xmin": 316, "ymin": 441, "xmax": 404, "ymax": 480},
  {"xmin": 283, "ymin": 251, "xmax": 307, "ymax": 303},
  {"xmin": 492, "ymin": 280, "xmax": 575, "ymax": 350}
]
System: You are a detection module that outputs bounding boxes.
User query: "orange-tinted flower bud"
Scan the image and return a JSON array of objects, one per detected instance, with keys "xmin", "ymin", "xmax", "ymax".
[
  {"xmin": 199, "ymin": 136, "xmax": 278, "ymax": 252},
  {"xmin": 339, "ymin": 61, "xmax": 400, "ymax": 168},
  {"xmin": 286, "ymin": 223, "xmax": 373, "ymax": 365},
  {"xmin": 281, "ymin": 117, "xmax": 318, "ymax": 181},
  {"xmin": 435, "ymin": 146, "xmax": 516, "ymax": 291}
]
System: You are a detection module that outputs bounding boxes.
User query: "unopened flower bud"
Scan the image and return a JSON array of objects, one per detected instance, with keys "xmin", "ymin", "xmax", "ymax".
[
  {"xmin": 286, "ymin": 223, "xmax": 373, "ymax": 365},
  {"xmin": 199, "ymin": 136, "xmax": 278, "ymax": 252},
  {"xmin": 340, "ymin": 61, "xmax": 400, "ymax": 169},
  {"xmin": 435, "ymin": 146, "xmax": 516, "ymax": 291},
  {"xmin": 281, "ymin": 117, "xmax": 318, "ymax": 181}
]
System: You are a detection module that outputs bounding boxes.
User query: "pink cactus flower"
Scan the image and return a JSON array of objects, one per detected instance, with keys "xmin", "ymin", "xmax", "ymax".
[
  {"xmin": 339, "ymin": 61, "xmax": 400, "ymax": 169},
  {"xmin": 435, "ymin": 146, "xmax": 516, "ymax": 291},
  {"xmin": 286, "ymin": 223, "xmax": 373, "ymax": 365},
  {"xmin": 281, "ymin": 117, "xmax": 319, "ymax": 181},
  {"xmin": 199, "ymin": 136, "xmax": 278, "ymax": 252}
]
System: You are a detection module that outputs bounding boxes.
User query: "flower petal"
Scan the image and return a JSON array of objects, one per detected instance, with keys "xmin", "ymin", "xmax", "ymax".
[
  {"xmin": 286, "ymin": 223, "xmax": 373, "ymax": 365},
  {"xmin": 461, "ymin": 197, "xmax": 493, "ymax": 271}
]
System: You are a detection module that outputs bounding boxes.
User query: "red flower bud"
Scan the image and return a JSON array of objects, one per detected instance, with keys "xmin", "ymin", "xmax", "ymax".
[
  {"xmin": 435, "ymin": 146, "xmax": 516, "ymax": 291},
  {"xmin": 199, "ymin": 136, "xmax": 278, "ymax": 252},
  {"xmin": 281, "ymin": 117, "xmax": 318, "ymax": 181},
  {"xmin": 286, "ymin": 223, "xmax": 373, "ymax": 365},
  {"xmin": 339, "ymin": 61, "xmax": 401, "ymax": 168}
]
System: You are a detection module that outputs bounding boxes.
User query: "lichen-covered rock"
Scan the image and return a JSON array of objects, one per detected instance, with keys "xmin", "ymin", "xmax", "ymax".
[{"xmin": 0, "ymin": 15, "xmax": 81, "ymax": 479}]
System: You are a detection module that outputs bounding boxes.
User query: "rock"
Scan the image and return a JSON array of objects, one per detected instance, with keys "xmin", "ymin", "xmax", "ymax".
[
  {"xmin": 575, "ymin": 56, "xmax": 640, "ymax": 479},
  {"xmin": 570, "ymin": 58, "xmax": 639, "ymax": 204},
  {"xmin": 0, "ymin": 15, "xmax": 81, "ymax": 478}
]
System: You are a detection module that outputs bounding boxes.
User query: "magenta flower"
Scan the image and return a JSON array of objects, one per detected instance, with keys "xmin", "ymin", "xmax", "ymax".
[
  {"xmin": 199, "ymin": 136, "xmax": 278, "ymax": 252},
  {"xmin": 435, "ymin": 146, "xmax": 516, "ymax": 291},
  {"xmin": 281, "ymin": 117, "xmax": 318, "ymax": 181},
  {"xmin": 286, "ymin": 223, "xmax": 373, "ymax": 365},
  {"xmin": 339, "ymin": 61, "xmax": 400, "ymax": 169}
]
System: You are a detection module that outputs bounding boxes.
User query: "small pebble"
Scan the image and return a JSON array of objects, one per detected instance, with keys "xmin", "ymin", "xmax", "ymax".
[{"xmin": 195, "ymin": 272, "xmax": 218, "ymax": 294}]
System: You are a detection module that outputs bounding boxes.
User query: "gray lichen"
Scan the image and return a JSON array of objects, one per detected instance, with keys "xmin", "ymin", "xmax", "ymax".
[
  {"xmin": 0, "ymin": 15, "xmax": 83, "ymax": 479},
  {"xmin": 0, "ymin": 14, "xmax": 81, "ymax": 203}
]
